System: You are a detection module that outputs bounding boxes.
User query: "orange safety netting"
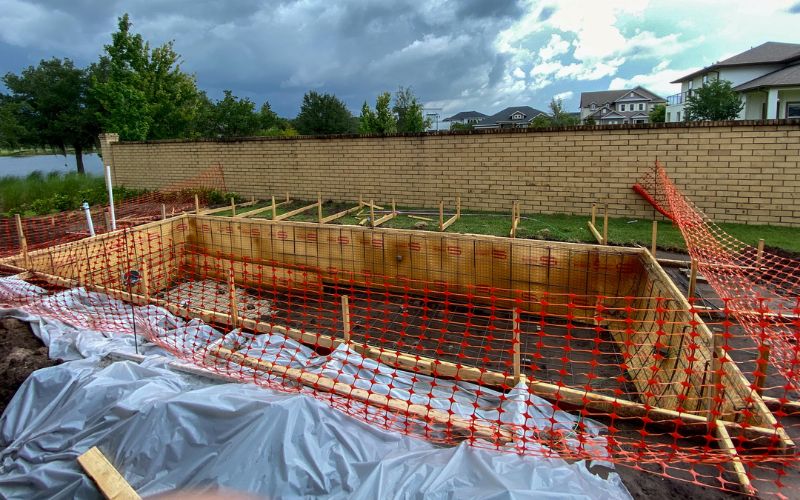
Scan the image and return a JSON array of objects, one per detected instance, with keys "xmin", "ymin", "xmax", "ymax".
[
  {"xmin": 0, "ymin": 165, "xmax": 226, "ymax": 259},
  {"xmin": 635, "ymin": 162, "xmax": 800, "ymax": 397},
  {"xmin": 1, "ymin": 211, "xmax": 798, "ymax": 497}
]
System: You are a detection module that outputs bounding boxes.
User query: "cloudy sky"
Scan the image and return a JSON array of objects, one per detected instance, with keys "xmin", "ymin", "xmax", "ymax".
[{"xmin": 1, "ymin": 0, "xmax": 798, "ymax": 120}]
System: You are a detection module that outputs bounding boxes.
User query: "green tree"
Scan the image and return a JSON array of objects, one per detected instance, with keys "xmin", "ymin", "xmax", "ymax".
[
  {"xmin": 449, "ymin": 122, "xmax": 474, "ymax": 131},
  {"xmin": 584, "ymin": 115, "xmax": 596, "ymax": 126},
  {"xmin": 684, "ymin": 79, "xmax": 743, "ymax": 121},
  {"xmin": 3, "ymin": 58, "xmax": 99, "ymax": 173},
  {"xmin": 294, "ymin": 91, "xmax": 354, "ymax": 135},
  {"xmin": 548, "ymin": 98, "xmax": 579, "ymax": 126},
  {"xmin": 359, "ymin": 92, "xmax": 397, "ymax": 134},
  {"xmin": 197, "ymin": 90, "xmax": 262, "ymax": 138},
  {"xmin": 648, "ymin": 103, "xmax": 666, "ymax": 123},
  {"xmin": 528, "ymin": 114, "xmax": 552, "ymax": 129},
  {"xmin": 393, "ymin": 86, "xmax": 430, "ymax": 132},
  {"xmin": 91, "ymin": 14, "xmax": 202, "ymax": 140},
  {"xmin": 0, "ymin": 95, "xmax": 28, "ymax": 148}
]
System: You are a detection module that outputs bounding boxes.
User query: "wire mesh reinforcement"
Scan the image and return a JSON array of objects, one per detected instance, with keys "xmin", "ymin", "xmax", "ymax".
[{"xmin": 1, "ymin": 211, "xmax": 798, "ymax": 497}]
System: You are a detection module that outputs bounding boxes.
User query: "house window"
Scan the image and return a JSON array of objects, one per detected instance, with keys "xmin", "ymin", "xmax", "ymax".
[
  {"xmin": 590, "ymin": 103, "xmax": 596, "ymax": 110},
  {"xmin": 511, "ymin": 112, "xmax": 524, "ymax": 120},
  {"xmin": 677, "ymin": 111, "xmax": 682, "ymax": 121},
  {"xmin": 666, "ymin": 112, "xmax": 671, "ymax": 121},
  {"xmin": 619, "ymin": 104, "xmax": 626, "ymax": 111},
  {"xmin": 688, "ymin": 80, "xmax": 693, "ymax": 90},
  {"xmin": 638, "ymin": 103, "xmax": 644, "ymax": 111},
  {"xmin": 786, "ymin": 102, "xmax": 800, "ymax": 119}
]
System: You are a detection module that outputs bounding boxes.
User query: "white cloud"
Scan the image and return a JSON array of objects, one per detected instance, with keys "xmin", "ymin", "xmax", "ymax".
[
  {"xmin": 538, "ymin": 34, "xmax": 570, "ymax": 61},
  {"xmin": 554, "ymin": 90, "xmax": 574, "ymax": 100},
  {"xmin": 609, "ymin": 60, "xmax": 700, "ymax": 97}
]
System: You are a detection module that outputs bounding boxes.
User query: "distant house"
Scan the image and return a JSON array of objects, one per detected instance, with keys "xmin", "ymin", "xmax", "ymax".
[
  {"xmin": 442, "ymin": 111, "xmax": 488, "ymax": 128},
  {"xmin": 473, "ymin": 106, "xmax": 549, "ymax": 129},
  {"xmin": 579, "ymin": 87, "xmax": 666, "ymax": 125},
  {"xmin": 666, "ymin": 42, "xmax": 800, "ymax": 121}
]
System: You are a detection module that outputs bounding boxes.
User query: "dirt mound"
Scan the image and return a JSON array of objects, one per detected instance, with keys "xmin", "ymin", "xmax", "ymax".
[{"xmin": 0, "ymin": 318, "xmax": 59, "ymax": 414}]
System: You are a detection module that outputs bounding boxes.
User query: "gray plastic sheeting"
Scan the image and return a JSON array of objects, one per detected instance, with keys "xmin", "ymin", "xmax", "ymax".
[{"xmin": 0, "ymin": 279, "xmax": 632, "ymax": 499}]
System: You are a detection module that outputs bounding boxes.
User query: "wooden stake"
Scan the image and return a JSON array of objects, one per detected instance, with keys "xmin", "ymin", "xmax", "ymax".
[
  {"xmin": 341, "ymin": 295, "xmax": 351, "ymax": 343},
  {"xmin": 439, "ymin": 201, "xmax": 444, "ymax": 231},
  {"xmin": 756, "ymin": 239, "xmax": 765, "ymax": 266},
  {"xmin": 272, "ymin": 195, "xmax": 277, "ymax": 220},
  {"xmin": 602, "ymin": 204, "xmax": 608, "ymax": 245},
  {"xmin": 513, "ymin": 308, "xmax": 522, "ymax": 384},
  {"xmin": 688, "ymin": 259, "xmax": 698, "ymax": 299},
  {"xmin": 754, "ymin": 340, "xmax": 770, "ymax": 396},
  {"xmin": 707, "ymin": 329, "xmax": 723, "ymax": 424},
  {"xmin": 651, "ymin": 220, "xmax": 658, "ymax": 256},
  {"xmin": 103, "ymin": 209, "xmax": 112, "ymax": 231},
  {"xmin": 370, "ymin": 200, "xmax": 376, "ymax": 228},
  {"xmin": 318, "ymin": 192, "xmax": 323, "ymax": 223},
  {"xmin": 194, "ymin": 194, "xmax": 200, "ymax": 214},
  {"xmin": 392, "ymin": 198, "xmax": 396, "ymax": 214},
  {"xmin": 14, "ymin": 214, "xmax": 29, "ymax": 268},
  {"xmin": 160, "ymin": 203, "xmax": 166, "ymax": 220},
  {"xmin": 77, "ymin": 446, "xmax": 141, "ymax": 500},
  {"xmin": 286, "ymin": 192, "xmax": 290, "ymax": 203},
  {"xmin": 140, "ymin": 260, "xmax": 151, "ymax": 302},
  {"xmin": 228, "ymin": 270, "xmax": 239, "ymax": 326},
  {"xmin": 230, "ymin": 197, "xmax": 236, "ymax": 217},
  {"xmin": 456, "ymin": 196, "xmax": 461, "ymax": 217},
  {"xmin": 591, "ymin": 203, "xmax": 596, "ymax": 227}
]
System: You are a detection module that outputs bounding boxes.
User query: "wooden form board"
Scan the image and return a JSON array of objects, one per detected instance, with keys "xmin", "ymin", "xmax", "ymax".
[
  {"xmin": 13, "ymin": 215, "xmax": 191, "ymax": 297},
  {"xmin": 77, "ymin": 446, "xmax": 140, "ymax": 500},
  {"xmin": 187, "ymin": 215, "xmax": 646, "ymax": 319}
]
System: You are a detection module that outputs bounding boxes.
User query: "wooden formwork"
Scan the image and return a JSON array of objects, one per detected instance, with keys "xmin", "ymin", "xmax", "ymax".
[{"xmin": 2, "ymin": 213, "xmax": 790, "ymax": 492}]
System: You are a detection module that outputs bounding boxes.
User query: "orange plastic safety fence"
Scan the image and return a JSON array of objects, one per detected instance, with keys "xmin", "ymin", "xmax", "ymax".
[
  {"xmin": 0, "ymin": 165, "xmax": 225, "ymax": 259},
  {"xmin": 2, "ymin": 214, "xmax": 799, "ymax": 497}
]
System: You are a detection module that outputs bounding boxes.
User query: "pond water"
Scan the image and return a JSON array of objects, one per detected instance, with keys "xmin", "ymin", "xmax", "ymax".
[{"xmin": 0, "ymin": 153, "xmax": 104, "ymax": 178}]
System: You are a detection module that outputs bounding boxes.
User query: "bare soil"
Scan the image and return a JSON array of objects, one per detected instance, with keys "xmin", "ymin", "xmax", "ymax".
[{"xmin": 0, "ymin": 317, "xmax": 59, "ymax": 415}]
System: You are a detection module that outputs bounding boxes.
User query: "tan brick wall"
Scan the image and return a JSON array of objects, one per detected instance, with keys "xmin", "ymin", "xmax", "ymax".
[{"xmin": 106, "ymin": 121, "xmax": 800, "ymax": 226}]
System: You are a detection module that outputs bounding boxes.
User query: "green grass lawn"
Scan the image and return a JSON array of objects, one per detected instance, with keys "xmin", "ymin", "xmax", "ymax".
[{"xmin": 213, "ymin": 198, "xmax": 800, "ymax": 255}]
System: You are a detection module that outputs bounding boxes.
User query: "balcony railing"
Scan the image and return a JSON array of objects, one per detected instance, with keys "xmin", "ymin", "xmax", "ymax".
[{"xmin": 667, "ymin": 90, "xmax": 693, "ymax": 106}]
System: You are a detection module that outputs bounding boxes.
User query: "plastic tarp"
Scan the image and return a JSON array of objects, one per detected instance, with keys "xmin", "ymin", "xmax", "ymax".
[{"xmin": 0, "ymin": 277, "xmax": 631, "ymax": 499}]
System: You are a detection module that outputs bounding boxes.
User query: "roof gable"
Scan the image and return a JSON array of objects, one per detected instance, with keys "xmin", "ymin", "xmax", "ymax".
[
  {"xmin": 580, "ymin": 87, "xmax": 665, "ymax": 107},
  {"xmin": 474, "ymin": 106, "xmax": 549, "ymax": 127},
  {"xmin": 672, "ymin": 41, "xmax": 800, "ymax": 83}
]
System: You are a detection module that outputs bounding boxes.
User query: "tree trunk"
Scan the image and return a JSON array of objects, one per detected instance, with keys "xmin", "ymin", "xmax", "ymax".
[{"xmin": 74, "ymin": 145, "xmax": 85, "ymax": 175}]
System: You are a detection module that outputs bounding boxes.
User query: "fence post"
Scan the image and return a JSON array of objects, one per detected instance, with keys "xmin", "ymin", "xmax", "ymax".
[
  {"xmin": 318, "ymin": 192, "xmax": 323, "ymax": 223},
  {"xmin": 194, "ymin": 194, "xmax": 200, "ymax": 214},
  {"xmin": 341, "ymin": 295, "xmax": 351, "ymax": 343},
  {"xmin": 651, "ymin": 220, "xmax": 658, "ymax": 256},
  {"xmin": 105, "ymin": 165, "xmax": 117, "ymax": 230},
  {"xmin": 756, "ymin": 239, "xmax": 765, "ymax": 267},
  {"xmin": 228, "ymin": 269, "xmax": 239, "ymax": 326},
  {"xmin": 602, "ymin": 204, "xmax": 608, "ymax": 245},
  {"xmin": 272, "ymin": 196, "xmax": 277, "ymax": 220},
  {"xmin": 688, "ymin": 259, "xmax": 698, "ymax": 299},
  {"xmin": 512, "ymin": 308, "xmax": 522, "ymax": 384},
  {"xmin": 439, "ymin": 201, "xmax": 444, "ymax": 231},
  {"xmin": 230, "ymin": 197, "xmax": 236, "ymax": 217},
  {"xmin": 14, "ymin": 214, "xmax": 29, "ymax": 268}
]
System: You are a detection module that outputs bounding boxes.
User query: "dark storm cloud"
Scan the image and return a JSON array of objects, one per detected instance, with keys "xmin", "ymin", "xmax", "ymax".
[{"xmin": 0, "ymin": 0, "xmax": 524, "ymax": 116}]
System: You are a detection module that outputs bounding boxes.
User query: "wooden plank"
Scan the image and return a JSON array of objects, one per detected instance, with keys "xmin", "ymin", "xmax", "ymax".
[
  {"xmin": 602, "ymin": 204, "xmax": 608, "ymax": 245},
  {"xmin": 715, "ymin": 422, "xmax": 755, "ymax": 495},
  {"xmin": 320, "ymin": 204, "xmax": 362, "ymax": 224},
  {"xmin": 200, "ymin": 199, "xmax": 259, "ymax": 216},
  {"xmin": 372, "ymin": 211, "xmax": 396, "ymax": 227},
  {"xmin": 273, "ymin": 201, "xmax": 320, "ymax": 221},
  {"xmin": 238, "ymin": 198, "xmax": 290, "ymax": 219},
  {"xmin": 209, "ymin": 345, "xmax": 513, "ymax": 444},
  {"xmin": 587, "ymin": 221, "xmax": 604, "ymax": 244},
  {"xmin": 77, "ymin": 446, "xmax": 140, "ymax": 500}
]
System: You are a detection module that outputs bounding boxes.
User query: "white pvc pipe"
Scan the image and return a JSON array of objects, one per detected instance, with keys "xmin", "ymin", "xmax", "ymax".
[
  {"xmin": 105, "ymin": 165, "xmax": 117, "ymax": 230},
  {"xmin": 82, "ymin": 202, "xmax": 96, "ymax": 236}
]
